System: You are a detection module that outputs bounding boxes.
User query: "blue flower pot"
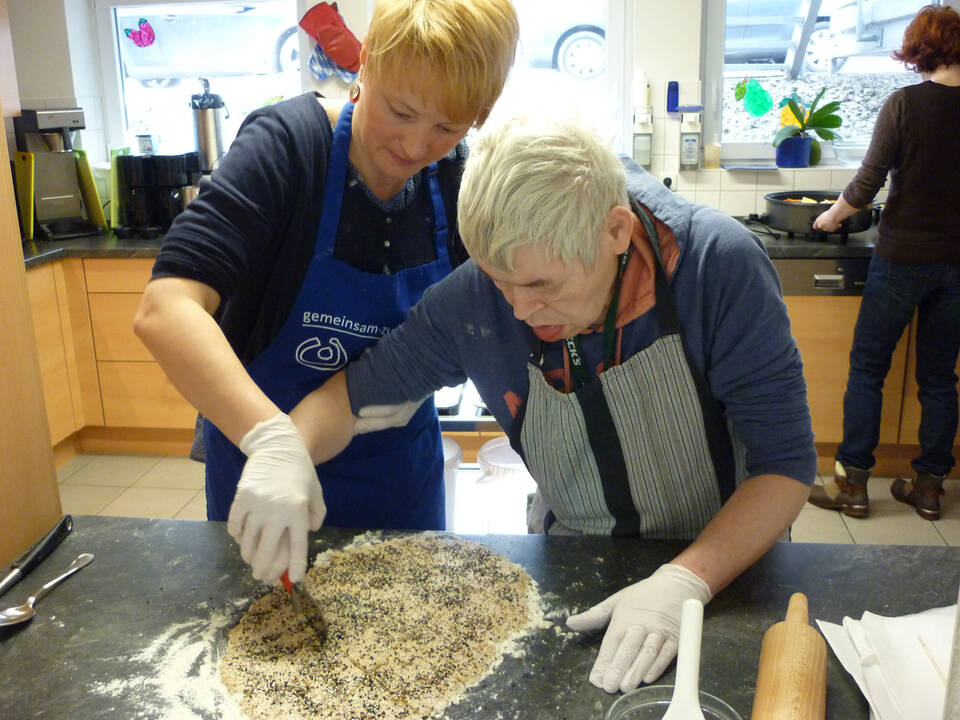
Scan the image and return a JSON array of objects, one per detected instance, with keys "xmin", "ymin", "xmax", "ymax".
[{"xmin": 776, "ymin": 135, "xmax": 812, "ymax": 168}]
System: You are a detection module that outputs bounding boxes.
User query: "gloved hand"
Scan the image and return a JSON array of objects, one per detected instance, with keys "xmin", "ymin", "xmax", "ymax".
[
  {"xmin": 353, "ymin": 400, "xmax": 424, "ymax": 434},
  {"xmin": 566, "ymin": 563, "xmax": 713, "ymax": 693},
  {"xmin": 226, "ymin": 413, "xmax": 326, "ymax": 584}
]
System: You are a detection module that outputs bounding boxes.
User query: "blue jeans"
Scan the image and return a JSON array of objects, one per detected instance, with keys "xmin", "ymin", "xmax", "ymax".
[{"xmin": 838, "ymin": 255, "xmax": 960, "ymax": 476}]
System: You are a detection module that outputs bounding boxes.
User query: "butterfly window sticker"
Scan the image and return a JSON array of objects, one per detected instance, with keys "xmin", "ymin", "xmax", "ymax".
[{"xmin": 124, "ymin": 18, "xmax": 156, "ymax": 48}]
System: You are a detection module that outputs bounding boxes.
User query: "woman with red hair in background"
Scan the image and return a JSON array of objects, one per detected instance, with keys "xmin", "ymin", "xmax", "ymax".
[{"xmin": 809, "ymin": 4, "xmax": 960, "ymax": 520}]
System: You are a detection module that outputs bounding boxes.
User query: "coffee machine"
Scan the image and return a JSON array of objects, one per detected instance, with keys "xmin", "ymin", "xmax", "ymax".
[
  {"xmin": 13, "ymin": 108, "xmax": 102, "ymax": 241},
  {"xmin": 115, "ymin": 152, "xmax": 201, "ymax": 238}
]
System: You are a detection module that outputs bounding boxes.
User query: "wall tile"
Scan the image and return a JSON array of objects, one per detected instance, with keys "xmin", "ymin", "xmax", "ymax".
[
  {"xmin": 677, "ymin": 188, "xmax": 696, "ymax": 203},
  {"xmin": 695, "ymin": 169, "xmax": 722, "ymax": 190},
  {"xmin": 677, "ymin": 169, "xmax": 698, "ymax": 191},
  {"xmin": 76, "ymin": 95, "xmax": 104, "ymax": 132},
  {"xmin": 696, "ymin": 190, "xmax": 720, "ymax": 209},
  {"xmin": 756, "ymin": 169, "xmax": 794, "ymax": 192},
  {"xmin": 754, "ymin": 190, "xmax": 773, "ymax": 215},
  {"xmin": 652, "ymin": 118, "xmax": 666, "ymax": 155},
  {"xmin": 829, "ymin": 169, "xmax": 856, "ymax": 191},
  {"xmin": 720, "ymin": 171, "xmax": 757, "ymax": 190},
  {"xmin": 792, "ymin": 169, "xmax": 831, "ymax": 190},
  {"xmin": 663, "ymin": 119, "xmax": 681, "ymax": 155},
  {"xmin": 79, "ymin": 129, "xmax": 107, "ymax": 165},
  {"xmin": 718, "ymin": 190, "xmax": 757, "ymax": 217}
]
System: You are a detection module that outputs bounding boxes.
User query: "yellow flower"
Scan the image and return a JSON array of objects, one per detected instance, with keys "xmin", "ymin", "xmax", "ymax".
[{"xmin": 779, "ymin": 105, "xmax": 809, "ymax": 128}]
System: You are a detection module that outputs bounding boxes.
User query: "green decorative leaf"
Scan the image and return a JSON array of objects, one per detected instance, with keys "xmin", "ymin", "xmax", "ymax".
[
  {"xmin": 735, "ymin": 80, "xmax": 747, "ymax": 101},
  {"xmin": 773, "ymin": 125, "xmax": 802, "ymax": 147}
]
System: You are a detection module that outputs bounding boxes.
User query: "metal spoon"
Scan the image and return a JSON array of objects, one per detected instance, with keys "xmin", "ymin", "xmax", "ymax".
[
  {"xmin": 0, "ymin": 553, "xmax": 94, "ymax": 627},
  {"xmin": 661, "ymin": 598, "xmax": 707, "ymax": 720}
]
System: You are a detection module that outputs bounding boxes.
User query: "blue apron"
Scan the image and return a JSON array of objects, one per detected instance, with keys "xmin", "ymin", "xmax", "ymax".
[{"xmin": 204, "ymin": 101, "xmax": 448, "ymax": 529}]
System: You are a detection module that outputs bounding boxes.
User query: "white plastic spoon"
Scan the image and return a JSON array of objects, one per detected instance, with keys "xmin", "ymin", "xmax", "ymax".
[{"xmin": 661, "ymin": 598, "xmax": 707, "ymax": 720}]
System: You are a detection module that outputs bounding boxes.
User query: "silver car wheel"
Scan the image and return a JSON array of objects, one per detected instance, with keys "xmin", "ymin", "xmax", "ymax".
[{"xmin": 556, "ymin": 29, "xmax": 605, "ymax": 80}]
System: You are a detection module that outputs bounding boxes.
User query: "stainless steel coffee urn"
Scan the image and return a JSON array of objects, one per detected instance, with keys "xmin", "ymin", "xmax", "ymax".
[{"xmin": 191, "ymin": 78, "xmax": 227, "ymax": 172}]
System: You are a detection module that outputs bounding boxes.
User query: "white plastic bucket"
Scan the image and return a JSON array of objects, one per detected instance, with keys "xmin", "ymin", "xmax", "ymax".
[
  {"xmin": 476, "ymin": 436, "xmax": 537, "ymax": 534},
  {"xmin": 441, "ymin": 436, "xmax": 462, "ymax": 531}
]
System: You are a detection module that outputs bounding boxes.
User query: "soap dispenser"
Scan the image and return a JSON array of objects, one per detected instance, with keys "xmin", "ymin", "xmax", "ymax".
[{"xmin": 678, "ymin": 106, "xmax": 703, "ymax": 169}]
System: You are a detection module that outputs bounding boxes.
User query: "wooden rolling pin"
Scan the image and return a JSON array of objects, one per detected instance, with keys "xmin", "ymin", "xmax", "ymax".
[{"xmin": 751, "ymin": 592, "xmax": 826, "ymax": 720}]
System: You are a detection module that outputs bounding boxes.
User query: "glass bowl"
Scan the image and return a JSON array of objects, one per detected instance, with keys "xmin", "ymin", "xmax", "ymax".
[{"xmin": 605, "ymin": 685, "xmax": 743, "ymax": 720}]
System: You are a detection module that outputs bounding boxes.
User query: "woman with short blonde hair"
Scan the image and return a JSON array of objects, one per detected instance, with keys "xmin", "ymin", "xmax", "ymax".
[{"xmin": 135, "ymin": 0, "xmax": 518, "ymax": 583}]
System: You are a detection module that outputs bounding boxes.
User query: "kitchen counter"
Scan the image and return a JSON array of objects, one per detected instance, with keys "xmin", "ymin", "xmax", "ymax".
[
  {"xmin": 1, "ymin": 516, "xmax": 957, "ymax": 719},
  {"xmin": 21, "ymin": 233, "xmax": 163, "ymax": 269},
  {"xmin": 739, "ymin": 218, "xmax": 879, "ymax": 260},
  {"xmin": 21, "ymin": 219, "xmax": 879, "ymax": 269}
]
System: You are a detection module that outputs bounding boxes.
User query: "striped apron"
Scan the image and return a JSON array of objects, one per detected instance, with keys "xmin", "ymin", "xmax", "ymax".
[{"xmin": 513, "ymin": 204, "xmax": 748, "ymax": 537}]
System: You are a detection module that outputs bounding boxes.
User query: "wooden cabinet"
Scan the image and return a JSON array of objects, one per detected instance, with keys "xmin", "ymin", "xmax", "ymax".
[
  {"xmin": 784, "ymin": 296, "xmax": 908, "ymax": 444},
  {"xmin": 897, "ymin": 320, "xmax": 960, "ymax": 446},
  {"xmin": 84, "ymin": 258, "xmax": 196, "ymax": 429},
  {"xmin": 25, "ymin": 264, "xmax": 76, "ymax": 443},
  {"xmin": 1, "ymin": 92, "xmax": 61, "ymax": 566}
]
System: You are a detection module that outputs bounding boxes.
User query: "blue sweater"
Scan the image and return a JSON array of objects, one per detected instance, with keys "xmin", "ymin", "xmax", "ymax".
[{"xmin": 347, "ymin": 161, "xmax": 817, "ymax": 486}]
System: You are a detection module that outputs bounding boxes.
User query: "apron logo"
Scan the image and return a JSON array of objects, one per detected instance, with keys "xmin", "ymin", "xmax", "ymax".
[{"xmin": 295, "ymin": 336, "xmax": 348, "ymax": 371}]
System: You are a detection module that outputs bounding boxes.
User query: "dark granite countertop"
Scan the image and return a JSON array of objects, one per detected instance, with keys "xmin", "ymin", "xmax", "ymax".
[
  {"xmin": 739, "ymin": 218, "xmax": 878, "ymax": 260},
  {"xmin": 1, "ymin": 516, "xmax": 957, "ymax": 719},
  {"xmin": 21, "ymin": 216, "xmax": 881, "ymax": 271},
  {"xmin": 21, "ymin": 233, "xmax": 163, "ymax": 269}
]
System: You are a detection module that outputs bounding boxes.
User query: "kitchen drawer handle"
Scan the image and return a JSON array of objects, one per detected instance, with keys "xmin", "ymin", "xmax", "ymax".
[{"xmin": 813, "ymin": 274, "xmax": 844, "ymax": 289}]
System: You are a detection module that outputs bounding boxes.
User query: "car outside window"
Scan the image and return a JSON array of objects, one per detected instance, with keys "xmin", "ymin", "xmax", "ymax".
[{"xmin": 704, "ymin": 0, "xmax": 935, "ymax": 163}]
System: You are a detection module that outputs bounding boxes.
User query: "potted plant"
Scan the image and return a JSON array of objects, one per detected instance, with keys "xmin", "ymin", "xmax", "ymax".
[{"xmin": 772, "ymin": 88, "xmax": 842, "ymax": 168}]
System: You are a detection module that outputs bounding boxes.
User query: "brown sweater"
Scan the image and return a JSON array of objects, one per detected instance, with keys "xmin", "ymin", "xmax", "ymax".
[{"xmin": 843, "ymin": 80, "xmax": 960, "ymax": 264}]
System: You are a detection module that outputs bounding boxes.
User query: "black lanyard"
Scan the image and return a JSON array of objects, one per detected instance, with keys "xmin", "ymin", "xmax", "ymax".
[{"xmin": 564, "ymin": 244, "xmax": 633, "ymax": 390}]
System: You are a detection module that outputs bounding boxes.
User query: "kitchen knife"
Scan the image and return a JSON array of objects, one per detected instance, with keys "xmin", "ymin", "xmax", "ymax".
[
  {"xmin": 280, "ymin": 569, "xmax": 328, "ymax": 641},
  {"xmin": 0, "ymin": 514, "xmax": 73, "ymax": 598}
]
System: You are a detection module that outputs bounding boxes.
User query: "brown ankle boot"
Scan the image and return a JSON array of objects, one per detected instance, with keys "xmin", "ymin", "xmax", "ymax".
[
  {"xmin": 808, "ymin": 462, "xmax": 870, "ymax": 518},
  {"xmin": 891, "ymin": 473, "xmax": 945, "ymax": 521}
]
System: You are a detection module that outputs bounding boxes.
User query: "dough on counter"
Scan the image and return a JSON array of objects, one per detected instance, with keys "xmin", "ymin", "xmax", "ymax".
[{"xmin": 219, "ymin": 534, "xmax": 543, "ymax": 719}]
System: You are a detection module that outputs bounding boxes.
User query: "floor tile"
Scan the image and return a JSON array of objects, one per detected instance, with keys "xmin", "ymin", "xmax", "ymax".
[
  {"xmin": 842, "ymin": 511, "xmax": 946, "ymax": 546},
  {"xmin": 58, "ymin": 484, "xmax": 126, "ymax": 516},
  {"xmin": 99, "ymin": 487, "xmax": 198, "ymax": 519},
  {"xmin": 57, "ymin": 454, "xmax": 97, "ymax": 483},
  {"xmin": 134, "ymin": 456, "xmax": 205, "ymax": 490},
  {"xmin": 863, "ymin": 477, "xmax": 903, "ymax": 514},
  {"xmin": 61, "ymin": 454, "xmax": 163, "ymax": 488},
  {"xmin": 791, "ymin": 506, "xmax": 854, "ymax": 544},
  {"xmin": 174, "ymin": 490, "xmax": 208, "ymax": 521},
  {"xmin": 933, "ymin": 516, "xmax": 960, "ymax": 546}
]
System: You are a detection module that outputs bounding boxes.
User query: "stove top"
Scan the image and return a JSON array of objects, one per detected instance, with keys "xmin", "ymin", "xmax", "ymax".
[
  {"xmin": 740, "ymin": 214, "xmax": 870, "ymax": 244},
  {"xmin": 734, "ymin": 215, "xmax": 878, "ymax": 260}
]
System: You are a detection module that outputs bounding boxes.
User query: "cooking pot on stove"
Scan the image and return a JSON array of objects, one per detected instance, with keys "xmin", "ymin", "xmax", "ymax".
[{"xmin": 763, "ymin": 191, "xmax": 873, "ymax": 235}]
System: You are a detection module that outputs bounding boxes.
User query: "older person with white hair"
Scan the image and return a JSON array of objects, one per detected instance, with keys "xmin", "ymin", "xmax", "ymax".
[{"xmin": 262, "ymin": 115, "xmax": 816, "ymax": 692}]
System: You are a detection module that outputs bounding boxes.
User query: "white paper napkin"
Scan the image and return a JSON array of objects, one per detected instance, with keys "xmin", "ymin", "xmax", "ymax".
[{"xmin": 817, "ymin": 604, "xmax": 956, "ymax": 720}]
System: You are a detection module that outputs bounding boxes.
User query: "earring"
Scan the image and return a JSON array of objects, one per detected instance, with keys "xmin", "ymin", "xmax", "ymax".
[{"xmin": 349, "ymin": 82, "xmax": 362, "ymax": 102}]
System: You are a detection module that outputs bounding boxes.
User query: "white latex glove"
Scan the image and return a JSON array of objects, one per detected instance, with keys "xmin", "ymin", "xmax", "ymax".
[
  {"xmin": 353, "ymin": 400, "xmax": 424, "ymax": 434},
  {"xmin": 566, "ymin": 563, "xmax": 713, "ymax": 693},
  {"xmin": 226, "ymin": 413, "xmax": 326, "ymax": 584}
]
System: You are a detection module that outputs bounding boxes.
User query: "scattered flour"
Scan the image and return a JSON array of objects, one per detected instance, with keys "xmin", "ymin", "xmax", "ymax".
[{"xmin": 90, "ymin": 602, "xmax": 249, "ymax": 719}]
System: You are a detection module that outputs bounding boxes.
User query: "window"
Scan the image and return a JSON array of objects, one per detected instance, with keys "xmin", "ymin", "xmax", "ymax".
[
  {"xmin": 702, "ymin": 0, "xmax": 937, "ymax": 164},
  {"xmin": 94, "ymin": 0, "xmax": 630, "ymax": 157},
  {"xmin": 95, "ymin": 0, "xmax": 302, "ymax": 155}
]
